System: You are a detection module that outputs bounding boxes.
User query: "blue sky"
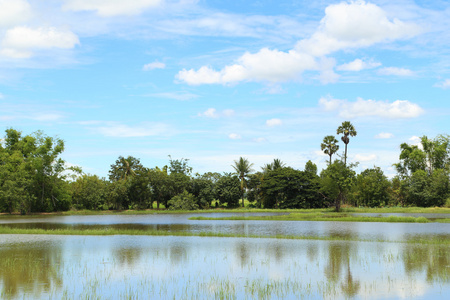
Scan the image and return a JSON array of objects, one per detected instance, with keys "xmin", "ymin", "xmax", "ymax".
[{"xmin": 1, "ymin": 0, "xmax": 450, "ymax": 178}]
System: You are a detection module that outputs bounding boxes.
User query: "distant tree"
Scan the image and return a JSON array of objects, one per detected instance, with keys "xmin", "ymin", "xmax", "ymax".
[
  {"xmin": 321, "ymin": 135, "xmax": 340, "ymax": 165},
  {"xmin": 215, "ymin": 173, "xmax": 241, "ymax": 208},
  {"xmin": 260, "ymin": 167, "xmax": 322, "ymax": 209},
  {"xmin": 109, "ymin": 156, "xmax": 143, "ymax": 182},
  {"xmin": 148, "ymin": 166, "xmax": 172, "ymax": 209},
  {"xmin": 167, "ymin": 190, "xmax": 199, "ymax": 210},
  {"xmin": 232, "ymin": 157, "xmax": 254, "ymax": 207},
  {"xmin": 304, "ymin": 160, "xmax": 318, "ymax": 176},
  {"xmin": 71, "ymin": 175, "xmax": 107, "ymax": 210},
  {"xmin": 351, "ymin": 167, "xmax": 390, "ymax": 207},
  {"xmin": 336, "ymin": 121, "xmax": 357, "ymax": 166},
  {"xmin": 320, "ymin": 160, "xmax": 355, "ymax": 212}
]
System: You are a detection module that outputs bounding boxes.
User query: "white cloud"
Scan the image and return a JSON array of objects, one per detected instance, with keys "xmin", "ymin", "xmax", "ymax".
[
  {"xmin": 62, "ymin": 0, "xmax": 162, "ymax": 17},
  {"xmin": 378, "ymin": 67, "xmax": 415, "ymax": 76},
  {"xmin": 198, "ymin": 108, "xmax": 234, "ymax": 118},
  {"xmin": 228, "ymin": 133, "xmax": 241, "ymax": 140},
  {"xmin": 266, "ymin": 118, "xmax": 282, "ymax": 126},
  {"xmin": 319, "ymin": 96, "xmax": 424, "ymax": 119},
  {"xmin": 434, "ymin": 79, "xmax": 450, "ymax": 89},
  {"xmin": 95, "ymin": 122, "xmax": 170, "ymax": 137},
  {"xmin": 0, "ymin": 0, "xmax": 32, "ymax": 28},
  {"xmin": 375, "ymin": 132, "xmax": 394, "ymax": 139},
  {"xmin": 143, "ymin": 61, "xmax": 166, "ymax": 71},
  {"xmin": 177, "ymin": 49, "xmax": 317, "ymax": 85},
  {"xmin": 354, "ymin": 154, "xmax": 377, "ymax": 162},
  {"xmin": 337, "ymin": 58, "xmax": 381, "ymax": 71},
  {"xmin": 177, "ymin": 1, "xmax": 419, "ymax": 85},
  {"xmin": 296, "ymin": 1, "xmax": 420, "ymax": 57},
  {"xmin": 1, "ymin": 26, "xmax": 80, "ymax": 58}
]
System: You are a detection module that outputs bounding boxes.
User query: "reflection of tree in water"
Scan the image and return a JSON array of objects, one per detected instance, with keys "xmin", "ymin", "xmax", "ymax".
[
  {"xmin": 324, "ymin": 235, "xmax": 360, "ymax": 298},
  {"xmin": 235, "ymin": 241, "xmax": 249, "ymax": 267},
  {"xmin": 111, "ymin": 247, "xmax": 143, "ymax": 267},
  {"xmin": 0, "ymin": 243, "xmax": 63, "ymax": 298},
  {"xmin": 402, "ymin": 242, "xmax": 450, "ymax": 283},
  {"xmin": 169, "ymin": 244, "xmax": 187, "ymax": 266},
  {"xmin": 265, "ymin": 243, "xmax": 284, "ymax": 263}
]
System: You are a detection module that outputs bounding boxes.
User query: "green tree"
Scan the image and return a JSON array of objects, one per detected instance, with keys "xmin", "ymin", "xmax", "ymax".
[
  {"xmin": 336, "ymin": 121, "xmax": 357, "ymax": 166},
  {"xmin": 351, "ymin": 167, "xmax": 390, "ymax": 207},
  {"xmin": 71, "ymin": 175, "xmax": 108, "ymax": 210},
  {"xmin": 109, "ymin": 156, "xmax": 143, "ymax": 182},
  {"xmin": 167, "ymin": 190, "xmax": 199, "ymax": 210},
  {"xmin": 260, "ymin": 167, "xmax": 322, "ymax": 209},
  {"xmin": 321, "ymin": 135, "xmax": 340, "ymax": 165},
  {"xmin": 148, "ymin": 166, "xmax": 172, "ymax": 209},
  {"xmin": 304, "ymin": 160, "xmax": 318, "ymax": 175},
  {"xmin": 320, "ymin": 160, "xmax": 355, "ymax": 212},
  {"xmin": 232, "ymin": 157, "xmax": 254, "ymax": 207},
  {"xmin": 215, "ymin": 173, "xmax": 241, "ymax": 208}
]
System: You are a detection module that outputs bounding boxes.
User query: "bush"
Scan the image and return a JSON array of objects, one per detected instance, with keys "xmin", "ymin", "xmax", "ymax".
[{"xmin": 167, "ymin": 191, "xmax": 199, "ymax": 210}]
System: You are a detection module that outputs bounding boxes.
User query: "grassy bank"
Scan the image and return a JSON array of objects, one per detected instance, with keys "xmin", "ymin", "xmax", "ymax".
[
  {"xmin": 0, "ymin": 226, "xmax": 448, "ymax": 245},
  {"xmin": 189, "ymin": 213, "xmax": 433, "ymax": 223}
]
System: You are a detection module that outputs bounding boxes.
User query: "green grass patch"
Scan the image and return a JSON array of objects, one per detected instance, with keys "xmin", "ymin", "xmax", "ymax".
[
  {"xmin": 0, "ymin": 226, "xmax": 448, "ymax": 245},
  {"xmin": 190, "ymin": 213, "xmax": 431, "ymax": 223}
]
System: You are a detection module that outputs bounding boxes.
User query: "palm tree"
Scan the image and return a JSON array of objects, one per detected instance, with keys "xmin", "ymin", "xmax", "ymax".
[
  {"xmin": 232, "ymin": 157, "xmax": 254, "ymax": 207},
  {"xmin": 336, "ymin": 121, "xmax": 357, "ymax": 166},
  {"xmin": 262, "ymin": 158, "xmax": 286, "ymax": 172},
  {"xmin": 321, "ymin": 135, "xmax": 339, "ymax": 165}
]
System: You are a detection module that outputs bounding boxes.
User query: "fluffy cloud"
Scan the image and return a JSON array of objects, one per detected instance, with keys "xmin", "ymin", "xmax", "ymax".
[
  {"xmin": 375, "ymin": 132, "xmax": 394, "ymax": 139},
  {"xmin": 1, "ymin": 26, "xmax": 79, "ymax": 58},
  {"xmin": 378, "ymin": 67, "xmax": 415, "ymax": 76},
  {"xmin": 62, "ymin": 0, "xmax": 162, "ymax": 17},
  {"xmin": 319, "ymin": 96, "xmax": 424, "ymax": 119},
  {"xmin": 296, "ymin": 1, "xmax": 420, "ymax": 57},
  {"xmin": 177, "ymin": 1, "xmax": 420, "ymax": 85},
  {"xmin": 177, "ymin": 48, "xmax": 317, "ymax": 85},
  {"xmin": 337, "ymin": 58, "xmax": 381, "ymax": 71},
  {"xmin": 266, "ymin": 118, "xmax": 282, "ymax": 126},
  {"xmin": 143, "ymin": 61, "xmax": 166, "ymax": 71},
  {"xmin": 0, "ymin": 0, "xmax": 32, "ymax": 28}
]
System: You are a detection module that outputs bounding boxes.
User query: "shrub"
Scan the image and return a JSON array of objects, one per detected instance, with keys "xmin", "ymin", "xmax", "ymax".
[{"xmin": 167, "ymin": 191, "xmax": 199, "ymax": 210}]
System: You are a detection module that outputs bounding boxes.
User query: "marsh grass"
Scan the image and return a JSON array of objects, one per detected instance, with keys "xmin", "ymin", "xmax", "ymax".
[
  {"xmin": 189, "ymin": 213, "xmax": 432, "ymax": 223},
  {"xmin": 0, "ymin": 226, "xmax": 448, "ymax": 245}
]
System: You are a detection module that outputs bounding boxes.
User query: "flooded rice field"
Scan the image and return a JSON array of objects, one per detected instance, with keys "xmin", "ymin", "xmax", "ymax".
[{"xmin": 0, "ymin": 213, "xmax": 449, "ymax": 299}]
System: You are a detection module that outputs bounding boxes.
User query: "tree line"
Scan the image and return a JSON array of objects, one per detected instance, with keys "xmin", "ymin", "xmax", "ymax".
[{"xmin": 0, "ymin": 124, "xmax": 449, "ymax": 214}]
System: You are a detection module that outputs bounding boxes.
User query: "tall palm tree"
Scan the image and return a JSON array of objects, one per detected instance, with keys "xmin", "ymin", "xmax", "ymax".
[
  {"xmin": 336, "ymin": 121, "xmax": 357, "ymax": 166},
  {"xmin": 232, "ymin": 157, "xmax": 254, "ymax": 207},
  {"xmin": 321, "ymin": 135, "xmax": 340, "ymax": 165}
]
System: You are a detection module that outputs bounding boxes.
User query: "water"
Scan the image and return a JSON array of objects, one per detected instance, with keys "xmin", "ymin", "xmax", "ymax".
[
  {"xmin": 0, "ymin": 213, "xmax": 449, "ymax": 299},
  {"xmin": 1, "ymin": 213, "xmax": 449, "ymax": 242}
]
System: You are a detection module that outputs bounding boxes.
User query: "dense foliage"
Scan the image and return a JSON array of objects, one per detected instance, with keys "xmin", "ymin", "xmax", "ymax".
[{"xmin": 1, "ymin": 126, "xmax": 449, "ymax": 213}]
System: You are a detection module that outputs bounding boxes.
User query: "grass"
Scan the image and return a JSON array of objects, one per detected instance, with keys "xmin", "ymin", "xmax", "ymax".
[
  {"xmin": 0, "ymin": 226, "xmax": 448, "ymax": 245},
  {"xmin": 189, "ymin": 213, "xmax": 433, "ymax": 223}
]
